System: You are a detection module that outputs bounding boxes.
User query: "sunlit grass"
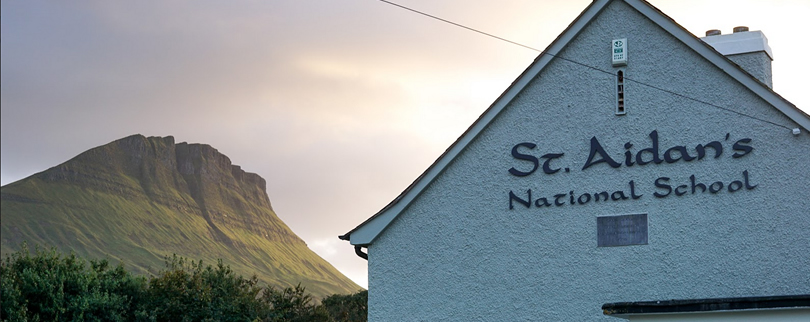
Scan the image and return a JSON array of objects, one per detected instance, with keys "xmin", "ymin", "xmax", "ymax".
[{"xmin": 0, "ymin": 136, "xmax": 361, "ymax": 299}]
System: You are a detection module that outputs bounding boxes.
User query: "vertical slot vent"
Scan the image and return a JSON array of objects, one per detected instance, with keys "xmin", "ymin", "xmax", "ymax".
[{"xmin": 616, "ymin": 70, "xmax": 626, "ymax": 115}]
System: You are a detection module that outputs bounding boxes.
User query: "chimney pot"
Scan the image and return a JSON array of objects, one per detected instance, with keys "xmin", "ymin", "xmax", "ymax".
[
  {"xmin": 733, "ymin": 26, "xmax": 749, "ymax": 33},
  {"xmin": 706, "ymin": 29, "xmax": 722, "ymax": 36}
]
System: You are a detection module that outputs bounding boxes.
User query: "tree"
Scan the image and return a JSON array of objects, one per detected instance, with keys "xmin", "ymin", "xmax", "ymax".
[
  {"xmin": 1, "ymin": 246, "xmax": 368, "ymax": 321},
  {"xmin": 144, "ymin": 255, "xmax": 264, "ymax": 321},
  {"xmin": 0, "ymin": 243, "xmax": 148, "ymax": 321},
  {"xmin": 259, "ymin": 283, "xmax": 328, "ymax": 321},
  {"xmin": 321, "ymin": 290, "xmax": 368, "ymax": 322}
]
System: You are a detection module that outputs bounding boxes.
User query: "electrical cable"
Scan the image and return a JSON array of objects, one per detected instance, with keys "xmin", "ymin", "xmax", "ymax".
[{"xmin": 374, "ymin": 0, "xmax": 794, "ymax": 130}]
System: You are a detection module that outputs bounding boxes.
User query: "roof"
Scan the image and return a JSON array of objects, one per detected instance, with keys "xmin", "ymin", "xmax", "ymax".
[
  {"xmin": 340, "ymin": 0, "xmax": 810, "ymax": 246},
  {"xmin": 602, "ymin": 294, "xmax": 810, "ymax": 317}
]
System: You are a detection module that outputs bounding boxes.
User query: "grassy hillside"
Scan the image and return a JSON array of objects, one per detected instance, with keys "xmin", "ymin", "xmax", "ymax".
[{"xmin": 0, "ymin": 135, "xmax": 360, "ymax": 298}]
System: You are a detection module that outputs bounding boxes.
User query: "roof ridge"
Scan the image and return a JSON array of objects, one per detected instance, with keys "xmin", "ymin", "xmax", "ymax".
[{"xmin": 341, "ymin": 0, "xmax": 809, "ymax": 246}]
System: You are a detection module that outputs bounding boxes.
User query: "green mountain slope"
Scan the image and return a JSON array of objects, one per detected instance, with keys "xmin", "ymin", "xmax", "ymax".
[{"xmin": 0, "ymin": 135, "xmax": 360, "ymax": 298}]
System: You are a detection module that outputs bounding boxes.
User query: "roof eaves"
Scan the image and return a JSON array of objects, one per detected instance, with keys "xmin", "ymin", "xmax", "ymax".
[
  {"xmin": 342, "ymin": 0, "xmax": 810, "ymax": 246},
  {"xmin": 603, "ymin": 294, "xmax": 810, "ymax": 317},
  {"xmin": 624, "ymin": 0, "xmax": 810, "ymax": 131},
  {"xmin": 342, "ymin": 0, "xmax": 613, "ymax": 246}
]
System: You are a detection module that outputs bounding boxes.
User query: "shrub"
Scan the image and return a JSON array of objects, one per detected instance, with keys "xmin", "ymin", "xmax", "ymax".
[
  {"xmin": 1, "ymin": 247, "xmax": 367, "ymax": 321},
  {"xmin": 0, "ymin": 244, "xmax": 148, "ymax": 321}
]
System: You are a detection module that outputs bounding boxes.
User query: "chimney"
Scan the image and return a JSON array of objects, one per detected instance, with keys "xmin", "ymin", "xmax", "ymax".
[{"xmin": 701, "ymin": 27, "xmax": 773, "ymax": 88}]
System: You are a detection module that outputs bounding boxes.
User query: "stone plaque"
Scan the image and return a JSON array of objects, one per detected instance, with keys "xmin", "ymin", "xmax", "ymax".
[{"xmin": 597, "ymin": 214, "xmax": 648, "ymax": 247}]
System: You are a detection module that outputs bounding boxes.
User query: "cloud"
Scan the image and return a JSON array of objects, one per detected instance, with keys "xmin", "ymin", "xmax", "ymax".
[{"xmin": 2, "ymin": 0, "xmax": 807, "ymax": 290}]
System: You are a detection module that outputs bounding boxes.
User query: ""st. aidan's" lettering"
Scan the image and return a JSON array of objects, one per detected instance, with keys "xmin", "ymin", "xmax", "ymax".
[{"xmin": 507, "ymin": 130, "xmax": 757, "ymax": 210}]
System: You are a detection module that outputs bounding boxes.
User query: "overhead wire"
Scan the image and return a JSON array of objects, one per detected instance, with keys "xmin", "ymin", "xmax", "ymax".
[{"xmin": 374, "ymin": 0, "xmax": 794, "ymax": 131}]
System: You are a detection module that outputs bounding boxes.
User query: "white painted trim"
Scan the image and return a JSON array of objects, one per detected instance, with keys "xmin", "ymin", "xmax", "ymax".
[
  {"xmin": 346, "ymin": 0, "xmax": 810, "ymax": 246},
  {"xmin": 347, "ymin": 0, "xmax": 613, "ymax": 246},
  {"xmin": 623, "ymin": 0, "xmax": 809, "ymax": 131}
]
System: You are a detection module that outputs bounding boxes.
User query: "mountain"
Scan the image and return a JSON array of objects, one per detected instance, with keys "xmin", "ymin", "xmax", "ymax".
[{"xmin": 0, "ymin": 134, "xmax": 360, "ymax": 298}]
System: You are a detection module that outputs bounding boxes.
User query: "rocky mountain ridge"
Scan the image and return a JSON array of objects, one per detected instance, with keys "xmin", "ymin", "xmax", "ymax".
[{"xmin": 1, "ymin": 135, "xmax": 359, "ymax": 298}]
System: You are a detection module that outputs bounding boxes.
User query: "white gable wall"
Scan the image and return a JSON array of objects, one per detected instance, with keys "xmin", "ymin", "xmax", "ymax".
[{"xmin": 367, "ymin": 1, "xmax": 810, "ymax": 320}]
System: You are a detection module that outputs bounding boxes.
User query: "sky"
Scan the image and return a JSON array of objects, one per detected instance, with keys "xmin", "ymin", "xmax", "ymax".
[{"xmin": 2, "ymin": 0, "xmax": 808, "ymax": 289}]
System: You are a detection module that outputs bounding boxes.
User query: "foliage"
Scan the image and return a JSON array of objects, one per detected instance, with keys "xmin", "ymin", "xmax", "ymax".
[
  {"xmin": 1, "ymin": 246, "xmax": 367, "ymax": 321},
  {"xmin": 0, "ymin": 243, "xmax": 148, "ymax": 321},
  {"xmin": 321, "ymin": 290, "xmax": 368, "ymax": 321},
  {"xmin": 259, "ymin": 284, "xmax": 328, "ymax": 322},
  {"xmin": 144, "ymin": 255, "xmax": 265, "ymax": 321}
]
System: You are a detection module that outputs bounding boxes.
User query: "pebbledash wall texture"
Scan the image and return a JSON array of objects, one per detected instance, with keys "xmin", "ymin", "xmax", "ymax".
[{"xmin": 341, "ymin": 0, "xmax": 810, "ymax": 320}]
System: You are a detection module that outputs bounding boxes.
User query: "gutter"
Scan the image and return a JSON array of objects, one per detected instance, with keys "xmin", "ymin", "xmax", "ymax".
[{"xmin": 339, "ymin": 234, "xmax": 368, "ymax": 261}]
